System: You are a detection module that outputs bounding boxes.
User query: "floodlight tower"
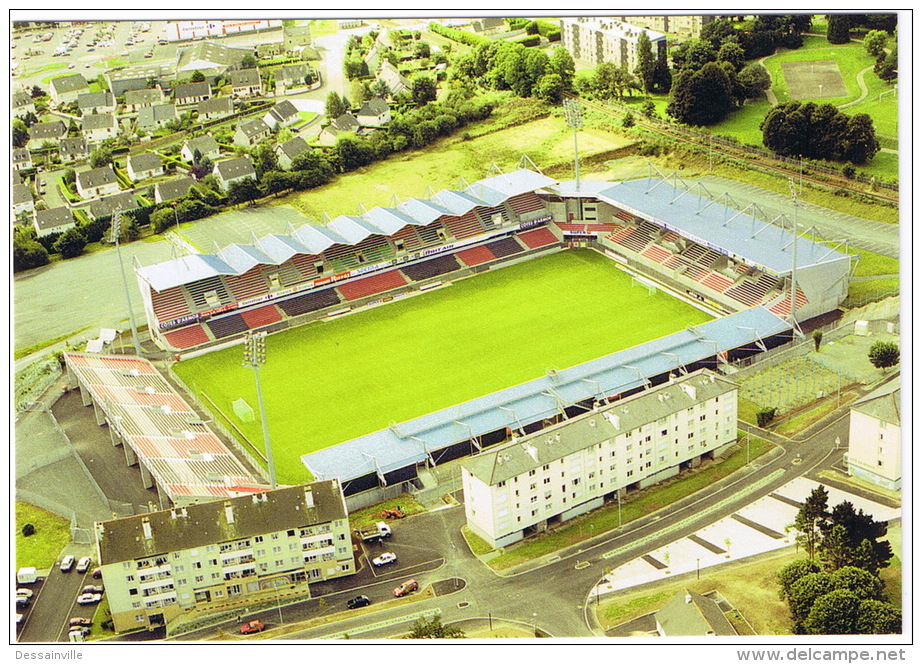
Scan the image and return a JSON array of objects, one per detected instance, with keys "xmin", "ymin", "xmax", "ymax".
[
  {"xmin": 111, "ymin": 209, "xmax": 143, "ymax": 356},
  {"xmin": 563, "ymin": 98, "xmax": 583, "ymax": 191},
  {"xmin": 787, "ymin": 179, "xmax": 800, "ymax": 332},
  {"xmin": 243, "ymin": 332, "xmax": 277, "ymax": 489}
]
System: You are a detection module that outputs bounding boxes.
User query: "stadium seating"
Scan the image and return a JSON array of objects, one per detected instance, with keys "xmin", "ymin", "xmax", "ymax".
[
  {"xmin": 768, "ymin": 288, "xmax": 809, "ymax": 316},
  {"xmin": 240, "ymin": 304, "xmax": 283, "ymax": 329},
  {"xmin": 186, "ymin": 276, "xmax": 233, "ymax": 309},
  {"xmin": 724, "ymin": 279, "xmax": 771, "ymax": 307},
  {"xmin": 517, "ymin": 227, "xmax": 558, "ymax": 249},
  {"xmin": 477, "ymin": 205, "xmax": 510, "ymax": 230},
  {"xmin": 641, "ymin": 244, "xmax": 672, "ymax": 264},
  {"xmin": 289, "ymin": 253, "xmax": 320, "ymax": 279},
  {"xmin": 506, "ymin": 192, "xmax": 546, "ymax": 217},
  {"xmin": 700, "ymin": 272, "xmax": 735, "ymax": 293},
  {"xmin": 614, "ymin": 209, "xmax": 634, "ymax": 223},
  {"xmin": 277, "ymin": 288, "xmax": 342, "ymax": 317},
  {"xmin": 485, "ymin": 236, "xmax": 525, "ymax": 259},
  {"xmin": 226, "ymin": 267, "xmax": 270, "ymax": 302},
  {"xmin": 164, "ymin": 324, "xmax": 211, "ymax": 350},
  {"xmin": 416, "ymin": 224, "xmax": 446, "ymax": 247},
  {"xmin": 322, "ymin": 243, "xmax": 361, "ymax": 272},
  {"xmin": 441, "ymin": 212, "xmax": 485, "ymax": 239},
  {"xmin": 205, "ymin": 314, "xmax": 249, "ymax": 339},
  {"xmin": 400, "ymin": 254, "xmax": 461, "ymax": 282},
  {"xmin": 455, "ymin": 244, "xmax": 497, "ymax": 267},
  {"xmin": 390, "ymin": 225, "xmax": 424, "ymax": 251},
  {"xmin": 151, "ymin": 287, "xmax": 192, "ymax": 322},
  {"xmin": 337, "ymin": 270, "xmax": 408, "ymax": 301}
]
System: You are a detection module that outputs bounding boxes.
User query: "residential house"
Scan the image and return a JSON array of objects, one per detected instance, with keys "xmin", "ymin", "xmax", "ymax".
[
  {"xmin": 655, "ymin": 591, "xmax": 737, "ymax": 637},
  {"xmin": 77, "ymin": 91, "xmax": 117, "ymax": 116},
  {"xmin": 174, "ymin": 40, "xmax": 251, "ymax": 79},
  {"xmin": 13, "ymin": 170, "xmax": 23, "ymax": 186},
  {"xmin": 76, "ymin": 165, "xmax": 121, "ymax": 199},
  {"xmin": 154, "ymin": 176, "xmax": 196, "ymax": 203},
  {"xmin": 13, "ymin": 90, "xmax": 36, "ymax": 119},
  {"xmin": 316, "ymin": 113, "xmax": 359, "ymax": 147},
  {"xmin": 213, "ymin": 156, "xmax": 257, "ymax": 190},
  {"xmin": 197, "ymin": 96, "xmax": 234, "ymax": 121},
  {"xmin": 255, "ymin": 39, "xmax": 285, "ymax": 59},
  {"xmin": 82, "ymin": 113, "xmax": 119, "ymax": 144},
  {"xmin": 139, "ymin": 103, "xmax": 178, "ymax": 132},
  {"xmin": 173, "ymin": 81, "xmax": 211, "ymax": 107},
  {"xmin": 462, "ymin": 369, "xmax": 738, "ymax": 549},
  {"xmin": 363, "ymin": 44, "xmax": 383, "ymax": 76},
  {"xmin": 471, "ymin": 17, "xmax": 505, "ymax": 33},
  {"xmin": 124, "ymin": 87, "xmax": 165, "ymax": 113},
  {"xmin": 13, "ymin": 184, "xmax": 35, "ymax": 219},
  {"xmin": 283, "ymin": 23, "xmax": 312, "ymax": 52},
  {"xmin": 234, "ymin": 117, "xmax": 271, "ymax": 148},
  {"xmin": 34, "ymin": 206, "xmax": 77, "ymax": 238},
  {"xmin": 275, "ymin": 62, "xmax": 310, "ymax": 87},
  {"xmin": 560, "ymin": 17, "xmax": 667, "ymax": 70},
  {"xmin": 180, "ymin": 135, "xmax": 221, "ymax": 163},
  {"xmin": 356, "ymin": 97, "xmax": 391, "ymax": 127},
  {"xmin": 27, "ymin": 120, "xmax": 68, "ymax": 149},
  {"xmin": 95, "ymin": 481, "xmax": 354, "ymax": 633},
  {"xmin": 275, "ymin": 136, "xmax": 310, "ymax": 170},
  {"xmin": 88, "ymin": 191, "xmax": 138, "ymax": 220},
  {"xmin": 12, "ymin": 147, "xmax": 33, "ymax": 171},
  {"xmin": 127, "ymin": 153, "xmax": 164, "ymax": 182},
  {"xmin": 338, "ymin": 18, "xmax": 363, "ymax": 29},
  {"xmin": 59, "ymin": 137, "xmax": 90, "ymax": 163},
  {"xmin": 378, "ymin": 62, "xmax": 411, "ymax": 97},
  {"xmin": 847, "ymin": 375, "xmax": 901, "ymax": 490},
  {"xmin": 49, "ymin": 73, "xmax": 90, "ymax": 106},
  {"xmin": 229, "ymin": 68, "xmax": 263, "ymax": 98},
  {"xmin": 263, "ymin": 100, "xmax": 299, "ymax": 129},
  {"xmin": 106, "ymin": 65, "xmax": 166, "ymax": 97}
]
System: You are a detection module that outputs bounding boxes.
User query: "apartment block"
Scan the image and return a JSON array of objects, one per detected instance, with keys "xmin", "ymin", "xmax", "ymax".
[
  {"xmin": 846, "ymin": 376, "xmax": 901, "ymax": 491},
  {"xmin": 560, "ymin": 17, "xmax": 667, "ymax": 70}
]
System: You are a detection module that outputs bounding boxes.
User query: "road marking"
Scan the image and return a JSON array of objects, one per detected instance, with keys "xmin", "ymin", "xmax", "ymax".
[{"xmin": 575, "ymin": 561, "xmax": 590, "ymax": 570}]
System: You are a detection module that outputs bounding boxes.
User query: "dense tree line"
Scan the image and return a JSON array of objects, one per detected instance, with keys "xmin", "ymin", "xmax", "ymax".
[
  {"xmin": 760, "ymin": 102, "xmax": 880, "ymax": 164},
  {"xmin": 450, "ymin": 42, "xmax": 575, "ymax": 104}
]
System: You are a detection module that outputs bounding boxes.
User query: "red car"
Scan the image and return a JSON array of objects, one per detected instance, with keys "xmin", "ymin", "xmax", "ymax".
[
  {"xmin": 240, "ymin": 619, "xmax": 265, "ymax": 635},
  {"xmin": 393, "ymin": 579, "xmax": 419, "ymax": 597}
]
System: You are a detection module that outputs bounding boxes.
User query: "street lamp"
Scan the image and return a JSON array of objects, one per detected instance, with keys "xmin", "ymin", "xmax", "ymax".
[
  {"xmin": 532, "ymin": 612, "xmax": 538, "ymax": 638},
  {"xmin": 110, "ymin": 209, "xmax": 142, "ymax": 356},
  {"xmin": 243, "ymin": 332, "xmax": 277, "ymax": 489}
]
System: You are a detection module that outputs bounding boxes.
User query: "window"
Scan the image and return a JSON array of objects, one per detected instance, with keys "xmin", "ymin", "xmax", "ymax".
[
  {"xmin": 314, "ymin": 262, "xmax": 324, "ymax": 275},
  {"xmin": 192, "ymin": 562, "xmax": 202, "ymax": 569},
  {"xmin": 254, "ymin": 535, "xmax": 264, "ymax": 543},
  {"xmin": 129, "ymin": 588, "xmax": 138, "ymax": 596},
  {"xmin": 287, "ymin": 529, "xmax": 295, "ymax": 537},
  {"xmin": 395, "ymin": 239, "xmax": 405, "ymax": 252},
  {"xmin": 661, "ymin": 429, "xmax": 667, "ymax": 436},
  {"xmin": 700, "ymin": 414, "xmax": 706, "ymax": 421},
  {"xmin": 529, "ymin": 483, "xmax": 536, "ymax": 490},
  {"xmin": 530, "ymin": 496, "xmax": 538, "ymax": 504},
  {"xmin": 126, "ymin": 574, "xmax": 135, "ymax": 582},
  {"xmin": 688, "ymin": 432, "xmax": 694, "ymax": 439},
  {"xmin": 497, "ymin": 480, "xmax": 506, "ymax": 487},
  {"xmin": 271, "ymin": 533, "xmax": 280, "ymax": 540},
  {"xmin": 543, "ymin": 477, "xmax": 551, "ymax": 484},
  {"xmin": 528, "ymin": 469, "xmax": 536, "ymax": 477},
  {"xmin": 542, "ymin": 464, "xmax": 550, "ymax": 471},
  {"xmin": 177, "ymin": 578, "xmax": 187, "ymax": 586},
  {"xmin": 194, "ymin": 575, "xmax": 204, "ymax": 583}
]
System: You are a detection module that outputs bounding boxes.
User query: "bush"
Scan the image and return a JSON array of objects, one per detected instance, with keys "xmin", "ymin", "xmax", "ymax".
[
  {"xmin": 757, "ymin": 407, "xmax": 777, "ymax": 428},
  {"xmin": 22, "ymin": 523, "xmax": 36, "ymax": 537},
  {"xmin": 515, "ymin": 35, "xmax": 541, "ymax": 47},
  {"xmin": 428, "ymin": 22, "xmax": 489, "ymax": 47}
]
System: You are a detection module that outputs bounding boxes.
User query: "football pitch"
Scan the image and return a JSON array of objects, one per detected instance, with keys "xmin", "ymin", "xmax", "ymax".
[{"xmin": 174, "ymin": 249, "xmax": 713, "ymax": 484}]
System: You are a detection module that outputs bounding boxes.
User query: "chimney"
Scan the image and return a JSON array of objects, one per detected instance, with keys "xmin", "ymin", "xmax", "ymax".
[
  {"xmin": 141, "ymin": 517, "xmax": 153, "ymax": 540},
  {"xmin": 224, "ymin": 501, "xmax": 234, "ymax": 524},
  {"xmin": 304, "ymin": 488, "xmax": 314, "ymax": 508},
  {"xmin": 681, "ymin": 383, "xmax": 697, "ymax": 401}
]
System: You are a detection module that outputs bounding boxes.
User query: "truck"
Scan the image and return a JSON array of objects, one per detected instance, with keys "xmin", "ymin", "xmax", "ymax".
[
  {"xmin": 17, "ymin": 567, "xmax": 37, "ymax": 584},
  {"xmin": 357, "ymin": 521, "xmax": 391, "ymax": 543}
]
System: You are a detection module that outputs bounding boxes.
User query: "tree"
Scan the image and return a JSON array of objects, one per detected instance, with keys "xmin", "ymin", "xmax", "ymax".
[
  {"xmin": 863, "ymin": 30, "xmax": 888, "ymax": 57},
  {"xmin": 22, "ymin": 523, "xmax": 36, "ymax": 537},
  {"xmin": 190, "ymin": 69, "xmax": 206, "ymax": 83},
  {"xmin": 820, "ymin": 501, "xmax": 892, "ymax": 574},
  {"xmin": 874, "ymin": 48, "xmax": 898, "ymax": 82},
  {"xmin": 261, "ymin": 170, "xmax": 293, "ymax": 197},
  {"xmin": 829, "ymin": 566, "xmax": 884, "ymax": 601},
  {"xmin": 818, "ymin": 524, "xmax": 853, "ymax": 571},
  {"xmin": 89, "ymin": 147, "xmax": 114, "ymax": 168},
  {"xmin": 635, "ymin": 30, "xmax": 656, "ymax": 93},
  {"xmin": 325, "ymin": 91, "xmax": 349, "ymax": 119},
  {"xmin": 241, "ymin": 54, "xmax": 258, "ymax": 69},
  {"xmin": 793, "ymin": 485, "xmax": 828, "ymax": 560},
  {"xmin": 533, "ymin": 72, "xmax": 563, "ymax": 104},
  {"xmin": 406, "ymin": 615, "xmax": 465, "ymax": 639},
  {"xmin": 622, "ymin": 112, "xmax": 635, "ymax": 128},
  {"xmin": 868, "ymin": 340, "xmax": 899, "ymax": 368},
  {"xmin": 226, "ymin": 178, "xmax": 262, "ymax": 206},
  {"xmin": 856, "ymin": 600, "xmax": 902, "ymax": 634},
  {"xmin": 411, "ymin": 75, "xmax": 437, "ymax": 106},
  {"xmin": 53, "ymin": 227, "xmax": 88, "ymax": 259},
  {"xmin": 549, "ymin": 47, "xmax": 575, "ymax": 93},
  {"xmin": 717, "ymin": 42, "xmax": 746, "ymax": 71},
  {"xmin": 673, "ymin": 38, "xmax": 717, "ymax": 71},
  {"xmin": 777, "ymin": 558, "xmax": 822, "ymax": 602},
  {"xmin": 761, "ymin": 102, "xmax": 879, "ymax": 164},
  {"xmin": 12, "ymin": 118, "xmax": 29, "ymax": 148},
  {"xmin": 414, "ymin": 41, "xmax": 431, "ymax": 59},
  {"xmin": 13, "ymin": 236, "xmax": 50, "ymax": 272},
  {"xmin": 826, "ymin": 15, "xmax": 853, "ymax": 44},
  {"xmin": 640, "ymin": 100, "xmax": 657, "ymax": 118},
  {"xmin": 842, "ymin": 113, "xmax": 880, "ymax": 164},
  {"xmin": 371, "ymin": 78, "xmax": 391, "ymax": 99},
  {"xmin": 804, "ymin": 589, "xmax": 862, "ymax": 634},
  {"xmin": 251, "ymin": 142, "xmax": 279, "ymax": 178},
  {"xmin": 788, "ymin": 572, "xmax": 835, "ymax": 627},
  {"xmin": 335, "ymin": 135, "xmax": 374, "ymax": 171},
  {"xmin": 812, "ymin": 329, "xmax": 823, "ymax": 351},
  {"xmin": 666, "ymin": 62, "xmax": 736, "ymax": 126}
]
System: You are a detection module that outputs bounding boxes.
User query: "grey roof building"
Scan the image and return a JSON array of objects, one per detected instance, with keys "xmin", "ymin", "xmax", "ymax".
[
  {"xmin": 77, "ymin": 91, "xmax": 116, "ymax": 113},
  {"xmin": 197, "ymin": 96, "xmax": 234, "ymax": 119},
  {"xmin": 125, "ymin": 87, "xmax": 164, "ymax": 109},
  {"xmin": 214, "ymin": 156, "xmax": 256, "ymax": 187},
  {"xmin": 49, "ymin": 73, "xmax": 89, "ymax": 102},
  {"xmin": 276, "ymin": 62, "xmax": 310, "ymax": 86},
  {"xmin": 59, "ymin": 137, "xmax": 90, "ymax": 161},
  {"xmin": 127, "ymin": 152, "xmax": 164, "ymax": 179},
  {"xmin": 181, "ymin": 135, "xmax": 221, "ymax": 162},
  {"xmin": 12, "ymin": 147, "xmax": 33, "ymax": 170},
  {"xmin": 175, "ymin": 40, "xmax": 251, "ymax": 76},
  {"xmin": 229, "ymin": 67, "xmax": 262, "ymax": 89},
  {"xmin": 138, "ymin": 103, "xmax": 178, "ymax": 130},
  {"xmin": 106, "ymin": 65, "xmax": 166, "ymax": 97},
  {"xmin": 33, "ymin": 206, "xmax": 76, "ymax": 237},
  {"xmin": 28, "ymin": 120, "xmax": 68, "ymax": 144},
  {"xmin": 154, "ymin": 176, "xmax": 196, "ymax": 203},
  {"xmin": 173, "ymin": 81, "xmax": 211, "ymax": 104},
  {"xmin": 265, "ymin": 99, "xmax": 299, "ymax": 127},
  {"xmin": 77, "ymin": 166, "xmax": 119, "ymax": 191},
  {"xmin": 88, "ymin": 191, "xmax": 139, "ymax": 220},
  {"xmin": 655, "ymin": 591, "xmax": 737, "ymax": 636},
  {"xmin": 13, "ymin": 90, "xmax": 35, "ymax": 117},
  {"xmin": 13, "ymin": 183, "xmax": 34, "ymax": 207},
  {"xmin": 276, "ymin": 136, "xmax": 310, "ymax": 169}
]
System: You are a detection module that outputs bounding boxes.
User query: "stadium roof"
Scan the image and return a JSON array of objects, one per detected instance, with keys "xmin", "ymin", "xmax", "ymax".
[
  {"xmin": 136, "ymin": 168, "xmax": 557, "ymax": 292},
  {"xmin": 556, "ymin": 177, "xmax": 850, "ymax": 276},
  {"xmin": 301, "ymin": 306, "xmax": 790, "ymax": 484}
]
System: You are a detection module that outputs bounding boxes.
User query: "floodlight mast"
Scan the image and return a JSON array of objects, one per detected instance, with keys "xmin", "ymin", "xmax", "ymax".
[
  {"xmin": 111, "ymin": 209, "xmax": 143, "ymax": 356},
  {"xmin": 563, "ymin": 98, "xmax": 583, "ymax": 191},
  {"xmin": 788, "ymin": 179, "xmax": 799, "ymax": 332},
  {"xmin": 243, "ymin": 332, "xmax": 277, "ymax": 489}
]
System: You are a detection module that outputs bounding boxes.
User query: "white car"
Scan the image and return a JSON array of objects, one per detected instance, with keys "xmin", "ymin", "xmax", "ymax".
[
  {"xmin": 16, "ymin": 588, "xmax": 34, "ymax": 599},
  {"xmin": 76, "ymin": 557, "xmax": 92, "ymax": 573},
  {"xmin": 372, "ymin": 552, "xmax": 397, "ymax": 567},
  {"xmin": 76, "ymin": 593, "xmax": 102, "ymax": 605},
  {"xmin": 60, "ymin": 555, "xmax": 75, "ymax": 572}
]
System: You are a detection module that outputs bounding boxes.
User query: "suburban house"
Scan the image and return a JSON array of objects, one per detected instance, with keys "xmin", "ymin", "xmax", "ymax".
[
  {"xmin": 180, "ymin": 135, "xmax": 221, "ymax": 163},
  {"xmin": 95, "ymin": 481, "xmax": 354, "ymax": 633},
  {"xmin": 356, "ymin": 97, "xmax": 391, "ymax": 127},
  {"xmin": 847, "ymin": 375, "xmax": 901, "ymax": 490},
  {"xmin": 263, "ymin": 100, "xmax": 299, "ymax": 129},
  {"xmin": 124, "ymin": 87, "xmax": 165, "ymax": 113},
  {"xmin": 27, "ymin": 120, "xmax": 68, "ymax": 149},
  {"xmin": 174, "ymin": 40, "xmax": 251, "ymax": 79},
  {"xmin": 233, "ymin": 117, "xmax": 272, "ymax": 147},
  {"xmin": 229, "ymin": 68, "xmax": 263, "ymax": 97},
  {"xmin": 173, "ymin": 81, "xmax": 212, "ymax": 106},
  {"xmin": 106, "ymin": 65, "xmax": 166, "ymax": 97},
  {"xmin": 378, "ymin": 62, "xmax": 411, "ymax": 97},
  {"xmin": 139, "ymin": 103, "xmax": 178, "ymax": 131},
  {"xmin": 316, "ymin": 113, "xmax": 360, "ymax": 146},
  {"xmin": 82, "ymin": 113, "xmax": 119, "ymax": 144},
  {"xmin": 283, "ymin": 23, "xmax": 312, "ymax": 52},
  {"xmin": 197, "ymin": 96, "xmax": 234, "ymax": 121},
  {"xmin": 462, "ymin": 369, "xmax": 738, "ymax": 549},
  {"xmin": 275, "ymin": 136, "xmax": 310, "ymax": 170},
  {"xmin": 255, "ymin": 39, "xmax": 285, "ymax": 59},
  {"xmin": 13, "ymin": 184, "xmax": 34, "ymax": 219},
  {"xmin": 77, "ymin": 91, "xmax": 117, "ymax": 116},
  {"xmin": 471, "ymin": 17, "xmax": 505, "ymax": 32},
  {"xmin": 88, "ymin": 191, "xmax": 138, "ymax": 220},
  {"xmin": 12, "ymin": 147, "xmax": 33, "ymax": 171},
  {"xmin": 363, "ymin": 44, "xmax": 383, "ymax": 76},
  {"xmin": 654, "ymin": 591, "xmax": 737, "ymax": 637},
  {"xmin": 33, "ymin": 206, "xmax": 76, "ymax": 238},
  {"xmin": 13, "ymin": 170, "xmax": 23, "ymax": 186},
  {"xmin": 13, "ymin": 90, "xmax": 36, "ymax": 118},
  {"xmin": 76, "ymin": 165, "xmax": 121, "ymax": 199},
  {"xmin": 213, "ymin": 156, "xmax": 257, "ymax": 189},
  {"xmin": 127, "ymin": 153, "xmax": 165, "ymax": 181},
  {"xmin": 154, "ymin": 176, "xmax": 196, "ymax": 204},
  {"xmin": 59, "ymin": 137, "xmax": 90, "ymax": 163},
  {"xmin": 275, "ymin": 62, "xmax": 310, "ymax": 87},
  {"xmin": 49, "ymin": 73, "xmax": 90, "ymax": 106}
]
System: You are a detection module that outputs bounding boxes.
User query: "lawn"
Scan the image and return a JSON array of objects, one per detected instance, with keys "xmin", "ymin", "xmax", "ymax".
[
  {"xmin": 174, "ymin": 249, "xmax": 712, "ymax": 485},
  {"xmin": 763, "ymin": 36, "xmax": 873, "ymax": 105},
  {"xmin": 16, "ymin": 502, "xmax": 71, "ymax": 570}
]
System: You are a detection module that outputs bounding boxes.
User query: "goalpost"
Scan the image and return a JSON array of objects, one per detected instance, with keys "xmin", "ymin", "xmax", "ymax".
[{"xmin": 631, "ymin": 276, "xmax": 657, "ymax": 296}]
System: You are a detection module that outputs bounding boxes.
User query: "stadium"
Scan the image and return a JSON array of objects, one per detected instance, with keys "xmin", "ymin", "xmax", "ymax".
[{"xmin": 134, "ymin": 166, "xmax": 853, "ymax": 508}]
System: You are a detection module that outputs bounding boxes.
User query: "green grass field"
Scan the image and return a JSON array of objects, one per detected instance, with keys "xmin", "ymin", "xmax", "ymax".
[{"xmin": 175, "ymin": 250, "xmax": 712, "ymax": 484}]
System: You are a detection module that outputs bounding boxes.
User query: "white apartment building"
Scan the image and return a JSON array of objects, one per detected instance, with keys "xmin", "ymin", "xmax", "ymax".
[
  {"xmin": 462, "ymin": 369, "xmax": 738, "ymax": 549},
  {"xmin": 846, "ymin": 376, "xmax": 901, "ymax": 491},
  {"xmin": 612, "ymin": 15, "xmax": 715, "ymax": 39},
  {"xmin": 560, "ymin": 17, "xmax": 667, "ymax": 70},
  {"xmin": 96, "ymin": 481, "xmax": 354, "ymax": 633}
]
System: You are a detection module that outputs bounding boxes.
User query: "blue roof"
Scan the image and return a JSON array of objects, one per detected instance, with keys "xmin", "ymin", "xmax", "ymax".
[{"xmin": 302, "ymin": 307, "xmax": 790, "ymax": 482}]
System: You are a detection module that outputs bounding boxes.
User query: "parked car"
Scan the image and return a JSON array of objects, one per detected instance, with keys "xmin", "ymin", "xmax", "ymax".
[
  {"xmin": 240, "ymin": 619, "xmax": 265, "ymax": 635},
  {"xmin": 60, "ymin": 555, "xmax": 75, "ymax": 572},
  {"xmin": 393, "ymin": 579, "xmax": 419, "ymax": 597},
  {"xmin": 16, "ymin": 595, "xmax": 30, "ymax": 608},
  {"xmin": 372, "ymin": 552, "xmax": 397, "ymax": 567},
  {"xmin": 76, "ymin": 593, "xmax": 102, "ymax": 605},
  {"xmin": 69, "ymin": 617, "xmax": 93, "ymax": 627},
  {"xmin": 347, "ymin": 595, "xmax": 371, "ymax": 609},
  {"xmin": 76, "ymin": 557, "xmax": 92, "ymax": 574},
  {"xmin": 81, "ymin": 585, "xmax": 103, "ymax": 595},
  {"xmin": 91, "ymin": 568, "xmax": 102, "ymax": 579},
  {"xmin": 69, "ymin": 627, "xmax": 91, "ymax": 638},
  {"xmin": 16, "ymin": 588, "xmax": 34, "ymax": 599}
]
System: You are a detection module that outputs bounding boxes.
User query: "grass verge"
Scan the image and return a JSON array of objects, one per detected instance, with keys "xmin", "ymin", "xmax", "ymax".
[
  {"xmin": 16, "ymin": 502, "xmax": 71, "ymax": 570},
  {"xmin": 15, "ymin": 327, "xmax": 91, "ymax": 359}
]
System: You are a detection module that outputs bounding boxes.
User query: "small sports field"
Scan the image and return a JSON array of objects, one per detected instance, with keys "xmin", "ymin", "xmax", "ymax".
[{"xmin": 174, "ymin": 249, "xmax": 712, "ymax": 484}]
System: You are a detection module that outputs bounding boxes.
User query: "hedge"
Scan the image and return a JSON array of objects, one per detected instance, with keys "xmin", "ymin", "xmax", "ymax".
[
  {"xmin": 515, "ymin": 34, "xmax": 541, "ymax": 47},
  {"xmin": 428, "ymin": 22, "xmax": 490, "ymax": 47},
  {"xmin": 536, "ymin": 20, "xmax": 561, "ymax": 41}
]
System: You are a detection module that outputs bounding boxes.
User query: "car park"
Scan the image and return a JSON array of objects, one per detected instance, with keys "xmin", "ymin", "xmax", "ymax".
[
  {"xmin": 347, "ymin": 595, "xmax": 371, "ymax": 609},
  {"xmin": 240, "ymin": 619, "xmax": 265, "ymax": 635},
  {"xmin": 69, "ymin": 617, "xmax": 93, "ymax": 627},
  {"xmin": 393, "ymin": 579, "xmax": 419, "ymax": 597},
  {"xmin": 76, "ymin": 557, "xmax": 92, "ymax": 573},
  {"xmin": 372, "ymin": 552, "xmax": 397, "ymax": 567},
  {"xmin": 60, "ymin": 555, "xmax": 75, "ymax": 572},
  {"xmin": 76, "ymin": 593, "xmax": 102, "ymax": 605}
]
